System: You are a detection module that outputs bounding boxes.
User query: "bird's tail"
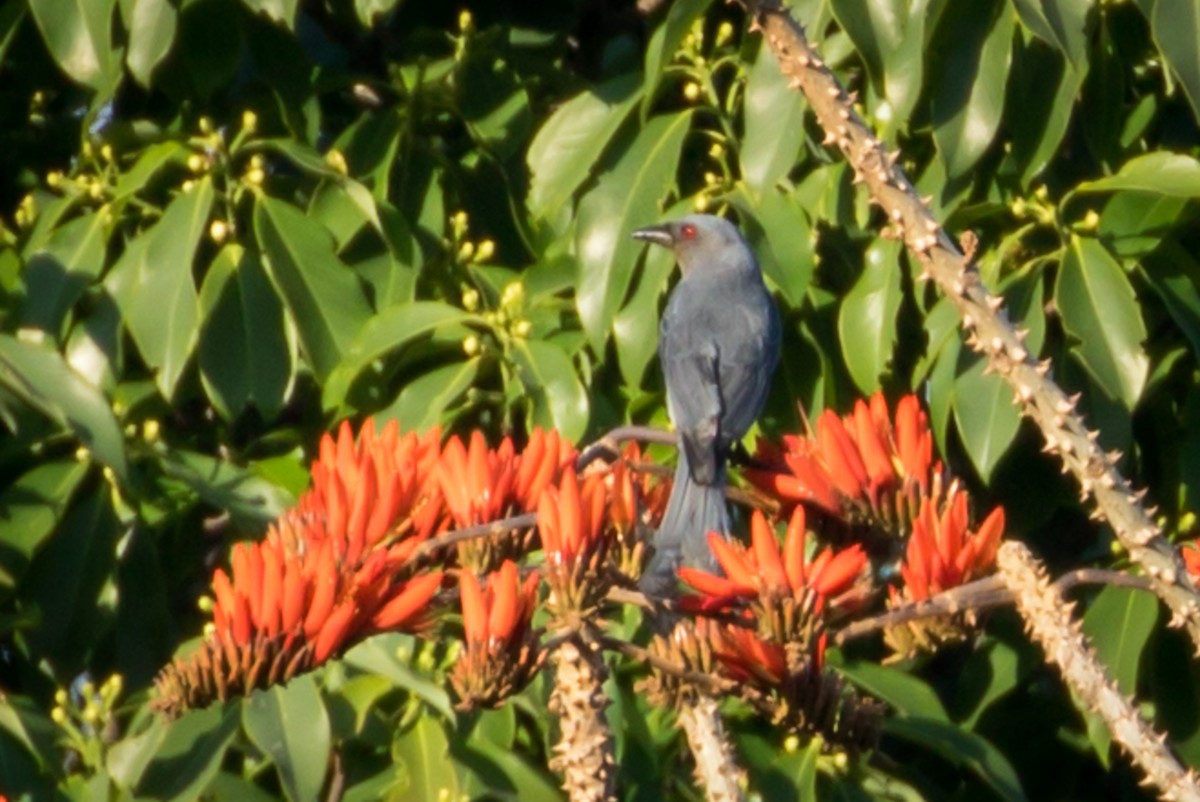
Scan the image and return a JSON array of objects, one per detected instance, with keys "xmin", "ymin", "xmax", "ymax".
[{"xmin": 640, "ymin": 450, "xmax": 729, "ymax": 595}]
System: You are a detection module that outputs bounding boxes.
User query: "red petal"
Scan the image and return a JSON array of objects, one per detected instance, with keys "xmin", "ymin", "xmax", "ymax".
[
  {"xmin": 750, "ymin": 511, "xmax": 788, "ymax": 594},
  {"xmin": 488, "ymin": 560, "xmax": 520, "ymax": 642},
  {"xmin": 707, "ymin": 533, "xmax": 757, "ymax": 592},
  {"xmin": 783, "ymin": 506, "xmax": 808, "ymax": 591},
  {"xmin": 313, "ymin": 600, "xmax": 357, "ymax": 663},
  {"xmin": 372, "ymin": 571, "xmax": 443, "ymax": 631},
  {"xmin": 459, "ymin": 569, "xmax": 486, "ymax": 645}
]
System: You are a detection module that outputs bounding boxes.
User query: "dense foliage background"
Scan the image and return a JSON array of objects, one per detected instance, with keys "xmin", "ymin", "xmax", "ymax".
[{"xmin": 4, "ymin": 0, "xmax": 1200, "ymax": 799}]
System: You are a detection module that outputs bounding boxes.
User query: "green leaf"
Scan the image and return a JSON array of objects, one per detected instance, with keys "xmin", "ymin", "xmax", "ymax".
[
  {"xmin": 137, "ymin": 704, "xmax": 239, "ymax": 802},
  {"xmin": 198, "ymin": 244, "xmax": 295, "ymax": 422},
  {"xmin": 735, "ymin": 185, "xmax": 815, "ymax": 308},
  {"xmin": 107, "ymin": 717, "xmax": 168, "ymax": 789},
  {"xmin": 1055, "ymin": 236, "xmax": 1149, "ymax": 407},
  {"xmin": 161, "ymin": 449, "xmax": 294, "ymax": 530},
  {"xmin": 322, "ymin": 301, "xmax": 478, "ymax": 409},
  {"xmin": 239, "ymin": 0, "xmax": 298, "ymax": 27},
  {"xmin": 254, "ymin": 195, "xmax": 374, "ymax": 382},
  {"xmin": 1147, "ymin": 0, "xmax": 1200, "ymax": 122},
  {"xmin": 392, "ymin": 715, "xmax": 457, "ymax": 802},
  {"xmin": 0, "ymin": 460, "xmax": 89, "ymax": 583},
  {"xmin": 953, "ymin": 353, "xmax": 1020, "ymax": 482},
  {"xmin": 574, "ymin": 111, "xmax": 691, "ymax": 347},
  {"xmin": 1077, "ymin": 151, "xmax": 1200, "ymax": 196},
  {"xmin": 641, "ymin": 0, "xmax": 713, "ymax": 115},
  {"xmin": 1082, "ymin": 585, "xmax": 1159, "ymax": 696},
  {"xmin": 527, "ymin": 82, "xmax": 614, "ymax": 214},
  {"xmin": 885, "ymin": 717, "xmax": 1028, "ymax": 802},
  {"xmin": 831, "ymin": 0, "xmax": 930, "ymax": 127},
  {"xmin": 105, "ymin": 178, "xmax": 214, "ymax": 400},
  {"xmin": 355, "ymin": 0, "xmax": 400, "ymax": 26},
  {"xmin": 1139, "ymin": 242, "xmax": 1200, "ymax": 356},
  {"xmin": 125, "ymin": 0, "xmax": 177, "ymax": 87},
  {"xmin": 112, "ymin": 141, "xmax": 189, "ymax": 201},
  {"xmin": 1010, "ymin": 0, "xmax": 1091, "ymax": 69},
  {"xmin": 740, "ymin": 41, "xmax": 807, "ymax": 193},
  {"xmin": 512, "ymin": 340, "xmax": 589, "ymax": 442},
  {"xmin": 837, "ymin": 238, "xmax": 903, "ymax": 393},
  {"xmin": 243, "ymin": 675, "xmax": 331, "ymax": 802},
  {"xmin": 931, "ymin": 0, "xmax": 1015, "ymax": 178},
  {"xmin": 956, "ymin": 639, "xmax": 1023, "ymax": 731},
  {"xmin": 27, "ymin": 0, "xmax": 119, "ymax": 89},
  {"xmin": 381, "ymin": 358, "xmax": 481, "ymax": 432},
  {"xmin": 835, "ymin": 659, "xmax": 949, "ymax": 721},
  {"xmin": 1098, "ymin": 191, "xmax": 1189, "ymax": 257},
  {"xmin": 343, "ymin": 634, "xmax": 455, "ymax": 721},
  {"xmin": 20, "ymin": 212, "xmax": 107, "ymax": 339},
  {"xmin": 0, "ymin": 335, "xmax": 128, "ymax": 482},
  {"xmin": 1009, "ymin": 38, "xmax": 1086, "ymax": 183}
]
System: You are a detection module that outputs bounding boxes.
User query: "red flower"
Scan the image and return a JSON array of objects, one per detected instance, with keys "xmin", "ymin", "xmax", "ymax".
[
  {"xmin": 459, "ymin": 559, "xmax": 539, "ymax": 652},
  {"xmin": 707, "ymin": 619, "xmax": 789, "ymax": 686},
  {"xmin": 537, "ymin": 466, "xmax": 606, "ymax": 569},
  {"xmin": 1183, "ymin": 542, "xmax": 1200, "ymax": 583},
  {"xmin": 896, "ymin": 489, "xmax": 1005, "ymax": 601},
  {"xmin": 155, "ymin": 419, "xmax": 446, "ymax": 717},
  {"xmin": 451, "ymin": 560, "xmax": 542, "ymax": 708},
  {"xmin": 678, "ymin": 508, "xmax": 868, "ymax": 614},
  {"xmin": 745, "ymin": 392, "xmax": 936, "ymax": 527}
]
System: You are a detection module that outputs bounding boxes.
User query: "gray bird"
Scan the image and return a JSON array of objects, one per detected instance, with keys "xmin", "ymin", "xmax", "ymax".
[{"xmin": 632, "ymin": 214, "xmax": 781, "ymax": 594}]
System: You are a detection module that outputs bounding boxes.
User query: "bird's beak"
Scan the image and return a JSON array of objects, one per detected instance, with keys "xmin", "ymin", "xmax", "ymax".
[{"xmin": 632, "ymin": 224, "xmax": 673, "ymax": 248}]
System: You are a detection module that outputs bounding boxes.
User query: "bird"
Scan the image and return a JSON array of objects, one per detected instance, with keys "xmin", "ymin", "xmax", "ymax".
[{"xmin": 632, "ymin": 214, "xmax": 781, "ymax": 595}]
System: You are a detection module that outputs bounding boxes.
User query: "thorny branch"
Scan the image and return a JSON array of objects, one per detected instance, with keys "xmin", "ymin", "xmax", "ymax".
[{"xmin": 734, "ymin": 0, "xmax": 1200, "ymax": 648}]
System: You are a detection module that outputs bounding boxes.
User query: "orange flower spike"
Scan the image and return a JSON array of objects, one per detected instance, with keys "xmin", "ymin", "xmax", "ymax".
[
  {"xmin": 1184, "ymin": 543, "xmax": 1200, "ymax": 580},
  {"xmin": 868, "ymin": 392, "xmax": 890, "ymax": 431},
  {"xmin": 811, "ymin": 544, "xmax": 867, "ymax": 599},
  {"xmin": 558, "ymin": 467, "xmax": 583, "ymax": 561},
  {"xmin": 230, "ymin": 589, "xmax": 253, "ymax": 645},
  {"xmin": 750, "ymin": 511, "xmax": 789, "ymax": 594},
  {"xmin": 460, "ymin": 569, "xmax": 487, "ymax": 645},
  {"xmin": 781, "ymin": 450, "xmax": 841, "ymax": 513},
  {"xmin": 437, "ymin": 436, "xmax": 470, "ymax": 526},
  {"xmin": 325, "ymin": 469, "xmax": 349, "ymax": 561},
  {"xmin": 467, "ymin": 430, "xmax": 491, "ymax": 521},
  {"xmin": 941, "ymin": 491, "xmax": 969, "ymax": 563},
  {"xmin": 259, "ymin": 540, "xmax": 284, "ymax": 638},
  {"xmin": 303, "ymin": 543, "xmax": 340, "ymax": 641},
  {"xmin": 243, "ymin": 543, "xmax": 267, "ymax": 629},
  {"xmin": 365, "ymin": 451, "xmax": 399, "ymax": 548},
  {"xmin": 678, "ymin": 567, "xmax": 752, "ymax": 599},
  {"xmin": 211, "ymin": 568, "xmax": 237, "ymax": 639},
  {"xmin": 344, "ymin": 454, "xmax": 376, "ymax": 565},
  {"xmin": 783, "ymin": 506, "xmax": 809, "ymax": 591},
  {"xmin": 335, "ymin": 419, "xmax": 357, "ymax": 479},
  {"xmin": 372, "ymin": 571, "xmax": 444, "ymax": 630},
  {"xmin": 852, "ymin": 400, "xmax": 895, "ymax": 488},
  {"xmin": 583, "ymin": 474, "xmax": 606, "ymax": 547},
  {"xmin": 963, "ymin": 506, "xmax": 1006, "ymax": 577},
  {"xmin": 280, "ymin": 561, "xmax": 307, "ymax": 637},
  {"xmin": 514, "ymin": 429, "xmax": 546, "ymax": 504},
  {"xmin": 817, "ymin": 409, "xmax": 869, "ymax": 498},
  {"xmin": 487, "ymin": 560, "xmax": 520, "ymax": 643},
  {"xmin": 707, "ymin": 533, "xmax": 758, "ymax": 592},
  {"xmin": 537, "ymin": 489, "xmax": 562, "ymax": 560},
  {"xmin": 895, "ymin": 395, "xmax": 931, "ymax": 483},
  {"xmin": 314, "ymin": 599, "xmax": 357, "ymax": 663}
]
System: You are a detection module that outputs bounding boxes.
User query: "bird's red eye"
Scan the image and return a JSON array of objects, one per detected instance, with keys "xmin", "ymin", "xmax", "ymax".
[{"xmin": 680, "ymin": 223, "xmax": 697, "ymax": 240}]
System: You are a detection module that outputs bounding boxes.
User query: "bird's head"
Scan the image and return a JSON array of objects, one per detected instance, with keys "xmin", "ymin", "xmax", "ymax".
[{"xmin": 632, "ymin": 214, "xmax": 754, "ymax": 276}]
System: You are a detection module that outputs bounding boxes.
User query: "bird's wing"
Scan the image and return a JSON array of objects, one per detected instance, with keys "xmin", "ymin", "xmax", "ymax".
[
  {"xmin": 660, "ymin": 308, "xmax": 723, "ymax": 486},
  {"xmin": 715, "ymin": 285, "xmax": 781, "ymax": 445}
]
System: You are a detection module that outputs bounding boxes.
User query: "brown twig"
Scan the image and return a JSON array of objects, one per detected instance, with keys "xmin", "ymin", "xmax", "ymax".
[
  {"xmin": 406, "ymin": 512, "xmax": 537, "ymax": 565},
  {"xmin": 998, "ymin": 542, "xmax": 1200, "ymax": 802},
  {"xmin": 575, "ymin": 424, "xmax": 677, "ymax": 470},
  {"xmin": 738, "ymin": 0, "xmax": 1200, "ymax": 646},
  {"xmin": 835, "ymin": 568, "xmax": 1157, "ymax": 645}
]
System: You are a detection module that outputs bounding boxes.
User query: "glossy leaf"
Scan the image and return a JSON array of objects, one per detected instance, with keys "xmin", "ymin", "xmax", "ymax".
[
  {"xmin": 198, "ymin": 244, "xmax": 294, "ymax": 422},
  {"xmin": 512, "ymin": 339, "xmax": 589, "ymax": 442},
  {"xmin": 125, "ymin": 0, "xmax": 177, "ymax": 87},
  {"xmin": 1147, "ymin": 0, "xmax": 1200, "ymax": 122},
  {"xmin": 837, "ymin": 238, "xmax": 903, "ymax": 393},
  {"xmin": 254, "ymin": 195, "xmax": 374, "ymax": 382},
  {"xmin": 344, "ymin": 634, "xmax": 455, "ymax": 721},
  {"xmin": 1010, "ymin": 0, "xmax": 1090, "ymax": 69},
  {"xmin": 27, "ymin": 0, "xmax": 118, "ymax": 89},
  {"xmin": 382, "ymin": 358, "xmax": 480, "ymax": 432},
  {"xmin": 1082, "ymin": 586, "xmax": 1159, "ymax": 697},
  {"xmin": 240, "ymin": 0, "xmax": 298, "ymax": 27},
  {"xmin": 836, "ymin": 660, "xmax": 950, "ymax": 721},
  {"xmin": 931, "ymin": 0, "xmax": 1015, "ymax": 178},
  {"xmin": 641, "ymin": 0, "xmax": 713, "ymax": 115},
  {"xmin": 740, "ymin": 42, "xmax": 807, "ymax": 193},
  {"xmin": 885, "ymin": 717, "xmax": 1028, "ymax": 802},
  {"xmin": 160, "ymin": 449, "xmax": 294, "ymax": 530},
  {"xmin": 0, "ymin": 460, "xmax": 88, "ymax": 582},
  {"xmin": 575, "ymin": 111, "xmax": 691, "ymax": 347},
  {"xmin": 831, "ymin": 0, "xmax": 930, "ymax": 126},
  {"xmin": 20, "ymin": 212, "xmax": 106, "ymax": 338},
  {"xmin": 1009, "ymin": 38, "xmax": 1086, "ymax": 183},
  {"xmin": 322, "ymin": 301, "xmax": 477, "ymax": 409},
  {"xmin": 1055, "ymin": 236, "xmax": 1149, "ymax": 408},
  {"xmin": 735, "ymin": 185, "xmax": 815, "ymax": 308},
  {"xmin": 136, "ymin": 705, "xmax": 239, "ymax": 802},
  {"xmin": 0, "ymin": 335, "xmax": 128, "ymax": 482},
  {"xmin": 243, "ymin": 675, "xmax": 331, "ymax": 802},
  {"xmin": 1077, "ymin": 151, "xmax": 1200, "ymax": 196},
  {"xmin": 105, "ymin": 178, "xmax": 214, "ymax": 400},
  {"xmin": 392, "ymin": 715, "xmax": 456, "ymax": 802}
]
